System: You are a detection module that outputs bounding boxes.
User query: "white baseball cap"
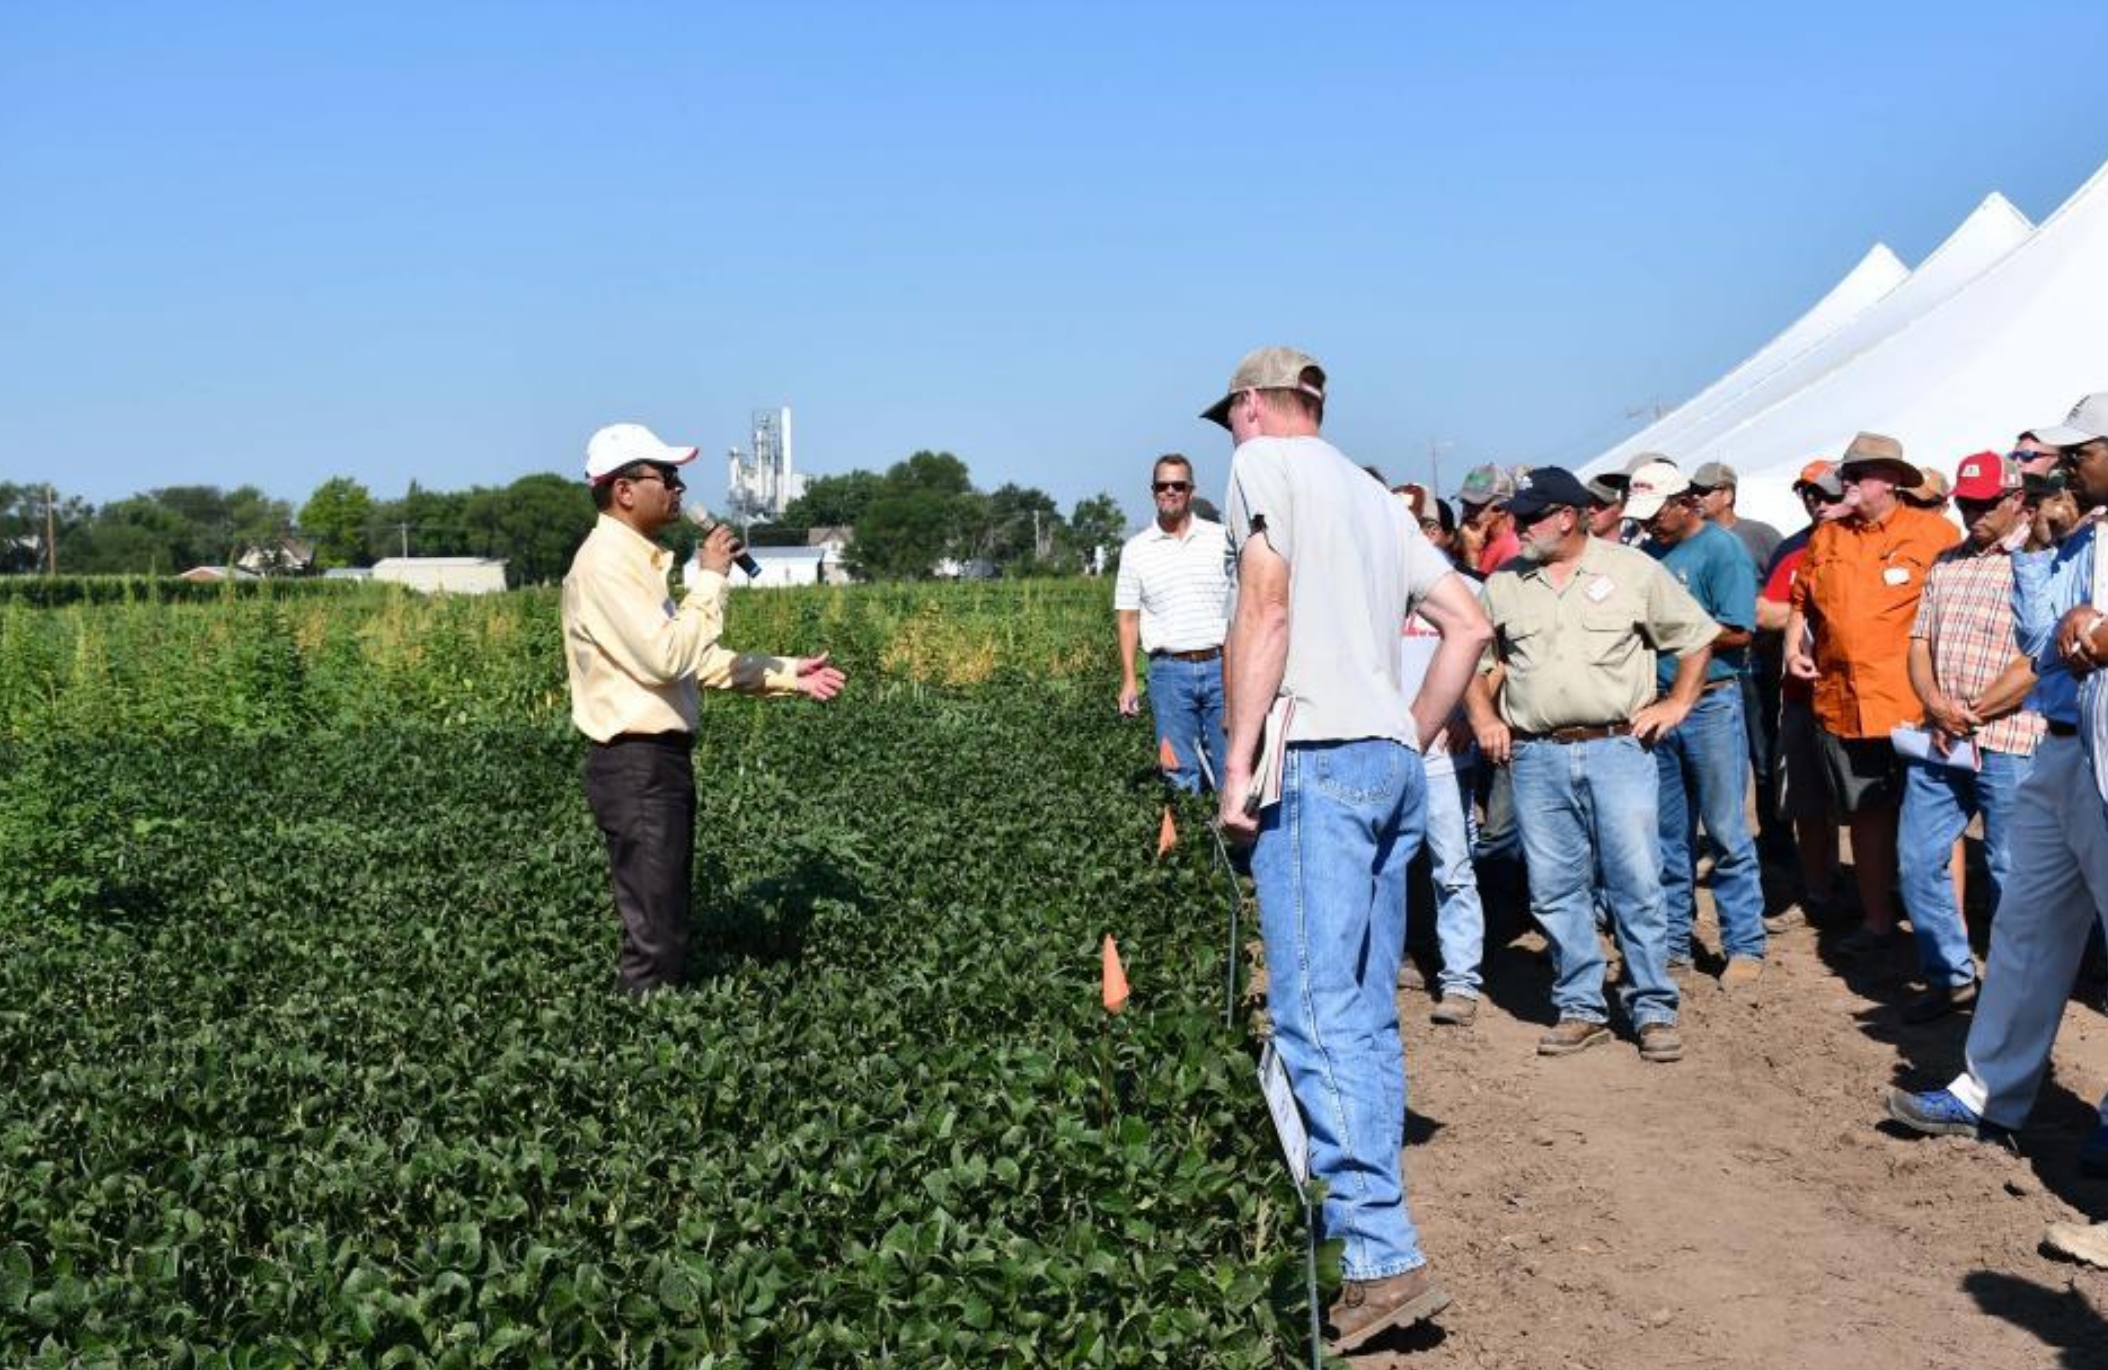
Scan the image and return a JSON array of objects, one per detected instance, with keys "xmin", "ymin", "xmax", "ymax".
[
  {"xmin": 1621, "ymin": 460, "xmax": 1691, "ymax": 521},
  {"xmin": 2032, "ymin": 392, "xmax": 2108, "ymax": 448},
  {"xmin": 585, "ymin": 423, "xmax": 700, "ymax": 484}
]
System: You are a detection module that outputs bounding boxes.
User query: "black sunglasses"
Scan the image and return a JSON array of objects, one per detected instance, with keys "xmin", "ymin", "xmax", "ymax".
[{"xmin": 1152, "ymin": 481, "xmax": 1192, "ymax": 494}]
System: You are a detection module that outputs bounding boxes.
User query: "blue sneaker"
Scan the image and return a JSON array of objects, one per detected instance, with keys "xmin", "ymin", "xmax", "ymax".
[
  {"xmin": 1886, "ymin": 1087, "xmax": 2013, "ymax": 1144},
  {"xmin": 2080, "ymin": 1121, "xmax": 2108, "ymax": 1178}
]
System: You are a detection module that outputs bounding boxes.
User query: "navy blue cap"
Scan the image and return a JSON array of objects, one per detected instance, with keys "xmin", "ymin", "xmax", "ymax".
[{"xmin": 1505, "ymin": 467, "xmax": 1592, "ymax": 520}]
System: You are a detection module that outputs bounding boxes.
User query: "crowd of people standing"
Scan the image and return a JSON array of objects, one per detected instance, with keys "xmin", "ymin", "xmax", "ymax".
[{"xmin": 1112, "ymin": 357, "xmax": 2108, "ymax": 1348}]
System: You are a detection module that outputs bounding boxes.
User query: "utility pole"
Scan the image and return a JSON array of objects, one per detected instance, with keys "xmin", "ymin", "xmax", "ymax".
[
  {"xmin": 397, "ymin": 522, "xmax": 411, "ymax": 559},
  {"xmin": 1425, "ymin": 439, "xmax": 1454, "ymax": 497},
  {"xmin": 45, "ymin": 484, "xmax": 57, "ymax": 575}
]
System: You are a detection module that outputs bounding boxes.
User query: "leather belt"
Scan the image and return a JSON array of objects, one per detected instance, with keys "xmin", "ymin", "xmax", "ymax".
[
  {"xmin": 1150, "ymin": 647, "xmax": 1222, "ymax": 662},
  {"xmin": 2048, "ymin": 720, "xmax": 2078, "ymax": 738},
  {"xmin": 597, "ymin": 731, "xmax": 694, "ymax": 750},
  {"xmin": 1513, "ymin": 721, "xmax": 1635, "ymax": 745}
]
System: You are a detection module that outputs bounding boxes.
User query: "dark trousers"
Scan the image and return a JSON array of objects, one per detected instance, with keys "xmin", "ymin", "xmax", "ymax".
[
  {"xmin": 584, "ymin": 733, "xmax": 696, "ymax": 992},
  {"xmin": 1745, "ymin": 653, "xmax": 1789, "ymax": 862}
]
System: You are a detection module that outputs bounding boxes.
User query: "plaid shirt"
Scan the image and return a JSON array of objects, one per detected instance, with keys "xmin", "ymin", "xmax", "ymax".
[{"xmin": 1911, "ymin": 545, "xmax": 2045, "ymax": 756}]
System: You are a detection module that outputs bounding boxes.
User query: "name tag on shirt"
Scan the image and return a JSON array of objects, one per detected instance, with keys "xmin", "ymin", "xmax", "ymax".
[
  {"xmin": 1882, "ymin": 566, "xmax": 1910, "ymax": 587},
  {"xmin": 1585, "ymin": 576, "xmax": 1615, "ymax": 603}
]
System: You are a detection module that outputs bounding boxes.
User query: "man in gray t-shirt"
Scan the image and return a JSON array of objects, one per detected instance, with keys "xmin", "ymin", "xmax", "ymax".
[{"xmin": 1205, "ymin": 346, "xmax": 1491, "ymax": 1352}]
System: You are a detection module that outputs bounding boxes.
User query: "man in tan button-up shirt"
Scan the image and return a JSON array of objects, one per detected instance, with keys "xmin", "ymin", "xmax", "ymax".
[
  {"xmin": 1463, "ymin": 466, "xmax": 1717, "ymax": 1065},
  {"xmin": 562, "ymin": 423, "xmax": 845, "ymax": 992}
]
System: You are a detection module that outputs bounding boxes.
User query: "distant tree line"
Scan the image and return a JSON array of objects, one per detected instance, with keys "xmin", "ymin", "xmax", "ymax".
[{"xmin": 1, "ymin": 458, "xmax": 1129, "ymax": 586}]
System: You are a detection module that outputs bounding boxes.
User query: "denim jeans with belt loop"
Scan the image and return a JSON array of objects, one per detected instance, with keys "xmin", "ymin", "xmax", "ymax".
[
  {"xmin": 1655, "ymin": 686, "xmax": 1768, "ymax": 963},
  {"xmin": 1510, "ymin": 733, "xmax": 1679, "ymax": 1028},
  {"xmin": 1252, "ymin": 738, "xmax": 1429, "ymax": 1280},
  {"xmin": 1145, "ymin": 653, "xmax": 1226, "ymax": 793}
]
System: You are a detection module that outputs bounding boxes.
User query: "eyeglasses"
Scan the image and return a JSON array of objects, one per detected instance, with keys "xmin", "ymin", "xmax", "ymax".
[
  {"xmin": 624, "ymin": 468, "xmax": 685, "ymax": 491},
  {"xmin": 1152, "ymin": 481, "xmax": 1192, "ymax": 494}
]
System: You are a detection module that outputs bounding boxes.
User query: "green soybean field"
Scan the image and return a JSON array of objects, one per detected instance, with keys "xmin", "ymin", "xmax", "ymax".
[{"xmin": 0, "ymin": 581, "xmax": 1311, "ymax": 1368}]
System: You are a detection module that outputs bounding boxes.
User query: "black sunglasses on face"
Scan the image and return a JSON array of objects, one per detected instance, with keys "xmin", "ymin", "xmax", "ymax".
[
  {"xmin": 1152, "ymin": 481, "xmax": 1192, "ymax": 493},
  {"xmin": 624, "ymin": 467, "xmax": 685, "ymax": 490}
]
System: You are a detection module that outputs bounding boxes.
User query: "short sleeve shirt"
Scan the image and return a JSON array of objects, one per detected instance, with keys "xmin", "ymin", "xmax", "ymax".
[
  {"xmin": 1113, "ymin": 517, "xmax": 1230, "ymax": 654},
  {"xmin": 1724, "ymin": 518, "xmax": 1782, "ymax": 576},
  {"xmin": 1912, "ymin": 547, "xmax": 2044, "ymax": 757},
  {"xmin": 1224, "ymin": 436, "xmax": 1456, "ymax": 746},
  {"xmin": 1480, "ymin": 537, "xmax": 1719, "ymax": 734},
  {"xmin": 1791, "ymin": 503, "xmax": 1960, "ymax": 737},
  {"xmin": 1648, "ymin": 522, "xmax": 1755, "ymax": 691}
]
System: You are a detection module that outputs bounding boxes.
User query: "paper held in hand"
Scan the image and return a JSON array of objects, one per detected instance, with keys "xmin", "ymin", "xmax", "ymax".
[
  {"xmin": 1890, "ymin": 724, "xmax": 1979, "ymax": 773},
  {"xmin": 1241, "ymin": 696, "xmax": 1296, "ymax": 818},
  {"xmin": 1258, "ymin": 1042, "xmax": 1311, "ymax": 1189}
]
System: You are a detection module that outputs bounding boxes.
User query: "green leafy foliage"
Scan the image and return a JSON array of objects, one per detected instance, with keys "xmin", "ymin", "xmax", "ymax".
[{"xmin": 0, "ymin": 589, "xmax": 1310, "ymax": 1366}]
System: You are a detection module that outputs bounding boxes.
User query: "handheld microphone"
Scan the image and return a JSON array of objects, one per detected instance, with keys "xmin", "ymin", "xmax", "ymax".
[{"xmin": 683, "ymin": 502, "xmax": 762, "ymax": 579}]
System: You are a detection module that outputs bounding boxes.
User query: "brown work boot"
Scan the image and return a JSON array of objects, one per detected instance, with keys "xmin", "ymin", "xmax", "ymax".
[
  {"xmin": 1430, "ymin": 994, "xmax": 1478, "ymax": 1027},
  {"xmin": 1326, "ymin": 1265, "xmax": 1452, "ymax": 1351},
  {"xmin": 1639, "ymin": 1022, "xmax": 1684, "ymax": 1063},
  {"xmin": 1536, "ymin": 1018, "xmax": 1610, "ymax": 1056},
  {"xmin": 1719, "ymin": 957, "xmax": 1765, "ymax": 991}
]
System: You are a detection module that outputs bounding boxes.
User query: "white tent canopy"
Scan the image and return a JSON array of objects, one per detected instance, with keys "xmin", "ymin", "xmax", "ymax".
[
  {"xmin": 1581, "ymin": 156, "xmax": 2108, "ymax": 533},
  {"xmin": 1586, "ymin": 242, "xmax": 1910, "ymax": 480},
  {"xmin": 1646, "ymin": 193, "xmax": 2033, "ymax": 484}
]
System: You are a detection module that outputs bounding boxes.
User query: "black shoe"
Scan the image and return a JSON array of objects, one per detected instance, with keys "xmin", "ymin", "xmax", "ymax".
[{"xmin": 1902, "ymin": 981, "xmax": 1978, "ymax": 1024}]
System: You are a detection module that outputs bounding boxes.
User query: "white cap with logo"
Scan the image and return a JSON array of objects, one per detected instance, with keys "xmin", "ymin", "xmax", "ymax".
[
  {"xmin": 1621, "ymin": 461, "xmax": 1691, "ymax": 521},
  {"xmin": 585, "ymin": 423, "xmax": 701, "ymax": 484}
]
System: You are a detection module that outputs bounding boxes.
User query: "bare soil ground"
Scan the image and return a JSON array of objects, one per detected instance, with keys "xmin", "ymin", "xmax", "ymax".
[{"xmin": 1333, "ymin": 875, "xmax": 2108, "ymax": 1370}]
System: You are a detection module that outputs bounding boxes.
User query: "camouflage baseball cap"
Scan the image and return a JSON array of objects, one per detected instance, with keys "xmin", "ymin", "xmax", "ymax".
[{"xmin": 1455, "ymin": 464, "xmax": 1516, "ymax": 507}]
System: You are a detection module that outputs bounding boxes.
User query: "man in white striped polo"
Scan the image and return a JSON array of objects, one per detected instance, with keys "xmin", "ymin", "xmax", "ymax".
[{"xmin": 1116, "ymin": 453, "xmax": 1231, "ymax": 792}]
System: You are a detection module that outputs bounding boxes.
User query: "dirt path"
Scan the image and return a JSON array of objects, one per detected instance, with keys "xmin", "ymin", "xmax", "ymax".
[{"xmin": 1337, "ymin": 902, "xmax": 2108, "ymax": 1369}]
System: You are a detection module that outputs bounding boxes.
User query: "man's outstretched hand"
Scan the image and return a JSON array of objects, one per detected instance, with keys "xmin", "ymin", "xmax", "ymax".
[{"xmin": 793, "ymin": 652, "xmax": 847, "ymax": 701}]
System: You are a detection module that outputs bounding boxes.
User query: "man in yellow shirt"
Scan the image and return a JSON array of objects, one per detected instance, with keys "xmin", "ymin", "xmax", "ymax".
[{"xmin": 562, "ymin": 422, "xmax": 846, "ymax": 992}]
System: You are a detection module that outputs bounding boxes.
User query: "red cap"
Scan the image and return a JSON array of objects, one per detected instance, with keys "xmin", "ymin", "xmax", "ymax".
[{"xmin": 1952, "ymin": 450, "xmax": 2019, "ymax": 501}]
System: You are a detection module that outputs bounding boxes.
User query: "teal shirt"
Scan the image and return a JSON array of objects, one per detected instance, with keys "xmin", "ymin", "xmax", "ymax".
[{"xmin": 1647, "ymin": 522, "xmax": 1752, "ymax": 691}]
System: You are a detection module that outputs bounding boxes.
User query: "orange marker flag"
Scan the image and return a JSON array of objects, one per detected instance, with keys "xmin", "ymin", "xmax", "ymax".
[
  {"xmin": 1158, "ymin": 736, "xmax": 1180, "ymax": 770},
  {"xmin": 1156, "ymin": 804, "xmax": 1178, "ymax": 858},
  {"xmin": 1101, "ymin": 935, "xmax": 1130, "ymax": 1015}
]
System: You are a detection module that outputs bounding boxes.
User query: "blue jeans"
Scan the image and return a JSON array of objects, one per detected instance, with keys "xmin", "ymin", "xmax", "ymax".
[
  {"xmin": 1253, "ymin": 739, "xmax": 1428, "ymax": 1280},
  {"xmin": 1426, "ymin": 760, "xmax": 1486, "ymax": 999},
  {"xmin": 1146, "ymin": 654, "xmax": 1226, "ymax": 794},
  {"xmin": 1655, "ymin": 687, "xmax": 1768, "ymax": 962},
  {"xmin": 1899, "ymin": 747, "xmax": 2033, "ymax": 989},
  {"xmin": 1511, "ymin": 735, "xmax": 1679, "ymax": 1028}
]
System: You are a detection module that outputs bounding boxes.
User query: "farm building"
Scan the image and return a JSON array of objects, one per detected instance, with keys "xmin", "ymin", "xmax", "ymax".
[
  {"xmin": 683, "ymin": 544, "xmax": 845, "ymax": 590},
  {"xmin": 370, "ymin": 557, "xmax": 507, "ymax": 595}
]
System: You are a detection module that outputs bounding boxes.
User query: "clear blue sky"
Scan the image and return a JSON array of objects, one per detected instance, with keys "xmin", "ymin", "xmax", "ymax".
[{"xmin": 4, "ymin": 1, "xmax": 2105, "ymax": 528}]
